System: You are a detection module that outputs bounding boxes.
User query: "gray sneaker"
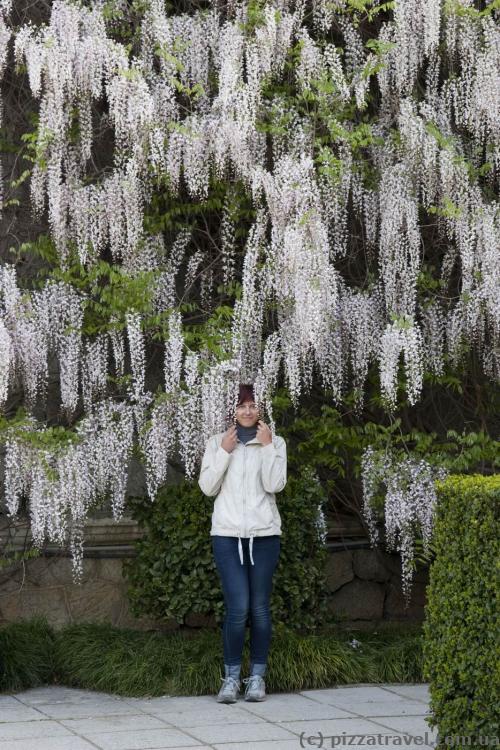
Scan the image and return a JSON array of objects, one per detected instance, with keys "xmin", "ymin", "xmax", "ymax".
[
  {"xmin": 216, "ymin": 676, "xmax": 240, "ymax": 703},
  {"xmin": 242, "ymin": 675, "xmax": 266, "ymax": 701}
]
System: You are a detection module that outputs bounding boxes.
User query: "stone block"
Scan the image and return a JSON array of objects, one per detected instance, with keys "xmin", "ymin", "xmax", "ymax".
[
  {"xmin": 26, "ymin": 555, "xmax": 100, "ymax": 587},
  {"xmin": 64, "ymin": 580, "xmax": 123, "ymax": 623},
  {"xmin": 328, "ymin": 579, "xmax": 385, "ymax": 620},
  {"xmin": 98, "ymin": 557, "xmax": 127, "ymax": 584},
  {"xmin": 352, "ymin": 549, "xmax": 391, "ymax": 582},
  {"xmin": 324, "ymin": 550, "xmax": 353, "ymax": 592},
  {"xmin": 383, "ymin": 551, "xmax": 430, "ymax": 584},
  {"xmin": 384, "ymin": 578, "xmax": 427, "ymax": 620},
  {"xmin": 0, "ymin": 586, "xmax": 69, "ymax": 628}
]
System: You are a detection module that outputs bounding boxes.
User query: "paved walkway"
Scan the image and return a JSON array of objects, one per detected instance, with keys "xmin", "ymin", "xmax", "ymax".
[{"xmin": 0, "ymin": 683, "xmax": 436, "ymax": 749}]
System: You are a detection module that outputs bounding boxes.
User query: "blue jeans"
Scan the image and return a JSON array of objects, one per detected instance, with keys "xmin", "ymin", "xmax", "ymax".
[{"xmin": 212, "ymin": 535, "xmax": 280, "ymax": 675}]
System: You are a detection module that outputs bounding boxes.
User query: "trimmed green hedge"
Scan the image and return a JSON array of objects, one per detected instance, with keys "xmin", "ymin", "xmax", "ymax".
[
  {"xmin": 423, "ymin": 473, "xmax": 500, "ymax": 743},
  {"xmin": 123, "ymin": 465, "xmax": 330, "ymax": 631}
]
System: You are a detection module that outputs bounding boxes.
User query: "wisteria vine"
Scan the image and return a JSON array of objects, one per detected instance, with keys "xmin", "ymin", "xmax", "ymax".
[{"xmin": 0, "ymin": 0, "xmax": 498, "ymax": 582}]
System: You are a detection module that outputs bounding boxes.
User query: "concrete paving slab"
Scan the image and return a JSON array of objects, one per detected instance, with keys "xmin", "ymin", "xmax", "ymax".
[
  {"xmin": 157, "ymin": 706, "xmax": 269, "ymax": 727},
  {"xmin": 183, "ymin": 720, "xmax": 298, "ymax": 745},
  {"xmin": 123, "ymin": 696, "xmax": 223, "ymax": 713},
  {"xmin": 35, "ymin": 700, "xmax": 137, "ymax": 719},
  {"xmin": 59, "ymin": 712, "xmax": 171, "ymax": 734},
  {"xmin": 277, "ymin": 716, "xmax": 399, "ymax": 737},
  {"xmin": 0, "ymin": 696, "xmax": 24, "ymax": 707},
  {"xmin": 0, "ymin": 738, "xmax": 97, "ymax": 750},
  {"xmin": 212, "ymin": 743, "xmax": 424, "ymax": 750},
  {"xmin": 212, "ymin": 742, "xmax": 301, "ymax": 750},
  {"xmin": 13, "ymin": 686, "xmax": 123, "ymax": 704},
  {"xmin": 0, "ymin": 706, "xmax": 50, "ymax": 722},
  {"xmin": 81, "ymin": 727, "xmax": 206, "ymax": 749},
  {"xmin": 367, "ymin": 714, "xmax": 438, "ymax": 741},
  {"xmin": 300, "ymin": 685, "xmax": 417, "ymax": 704},
  {"xmin": 235, "ymin": 694, "xmax": 354, "ymax": 722},
  {"xmin": 0, "ymin": 719, "xmax": 73, "ymax": 741},
  {"xmin": 309, "ymin": 698, "xmax": 429, "ymax": 717},
  {"xmin": 380, "ymin": 684, "xmax": 431, "ymax": 703}
]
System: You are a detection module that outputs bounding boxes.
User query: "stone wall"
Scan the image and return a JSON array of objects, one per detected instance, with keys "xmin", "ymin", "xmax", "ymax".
[
  {"xmin": 325, "ymin": 547, "xmax": 429, "ymax": 626},
  {"xmin": 0, "ymin": 517, "xmax": 428, "ymax": 631},
  {"xmin": 0, "ymin": 554, "xmax": 175, "ymax": 632}
]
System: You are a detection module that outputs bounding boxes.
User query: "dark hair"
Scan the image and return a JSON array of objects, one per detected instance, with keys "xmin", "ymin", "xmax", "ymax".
[
  {"xmin": 236, "ymin": 383, "xmax": 256, "ymax": 406},
  {"xmin": 224, "ymin": 382, "xmax": 264, "ymax": 427}
]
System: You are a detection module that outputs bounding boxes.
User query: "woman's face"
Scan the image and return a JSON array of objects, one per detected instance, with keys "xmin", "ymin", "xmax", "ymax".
[{"xmin": 235, "ymin": 399, "xmax": 260, "ymax": 427}]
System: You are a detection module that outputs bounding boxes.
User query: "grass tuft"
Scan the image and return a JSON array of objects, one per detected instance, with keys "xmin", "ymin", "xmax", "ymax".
[
  {"xmin": 0, "ymin": 616, "xmax": 56, "ymax": 692},
  {"xmin": 0, "ymin": 617, "xmax": 425, "ymax": 697}
]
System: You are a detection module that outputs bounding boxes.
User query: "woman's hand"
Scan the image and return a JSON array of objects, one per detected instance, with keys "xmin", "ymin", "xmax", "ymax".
[
  {"xmin": 221, "ymin": 424, "xmax": 238, "ymax": 453},
  {"xmin": 256, "ymin": 420, "xmax": 273, "ymax": 446}
]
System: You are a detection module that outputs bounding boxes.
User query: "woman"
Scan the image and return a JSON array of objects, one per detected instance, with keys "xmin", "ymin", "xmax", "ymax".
[{"xmin": 198, "ymin": 383, "xmax": 287, "ymax": 703}]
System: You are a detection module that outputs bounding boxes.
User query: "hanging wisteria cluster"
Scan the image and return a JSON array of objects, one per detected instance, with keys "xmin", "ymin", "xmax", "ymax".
[
  {"xmin": 315, "ymin": 501, "xmax": 328, "ymax": 547},
  {"xmin": 4, "ymin": 399, "xmax": 136, "ymax": 581},
  {"xmin": 0, "ymin": 0, "xmax": 498, "ymax": 581},
  {"xmin": 361, "ymin": 445, "xmax": 449, "ymax": 603}
]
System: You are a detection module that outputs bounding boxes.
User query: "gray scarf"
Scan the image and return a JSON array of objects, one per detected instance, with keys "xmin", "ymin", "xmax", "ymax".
[{"xmin": 236, "ymin": 421, "xmax": 258, "ymax": 444}]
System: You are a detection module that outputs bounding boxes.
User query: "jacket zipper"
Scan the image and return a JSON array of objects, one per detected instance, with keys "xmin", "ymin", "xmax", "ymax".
[{"xmin": 243, "ymin": 443, "xmax": 247, "ymax": 537}]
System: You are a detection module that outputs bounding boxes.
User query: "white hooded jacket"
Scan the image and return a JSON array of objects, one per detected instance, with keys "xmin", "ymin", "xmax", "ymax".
[{"xmin": 198, "ymin": 431, "xmax": 287, "ymax": 567}]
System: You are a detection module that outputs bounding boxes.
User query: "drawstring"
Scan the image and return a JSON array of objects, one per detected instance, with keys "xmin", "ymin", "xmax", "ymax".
[
  {"xmin": 238, "ymin": 535, "xmax": 243, "ymax": 565},
  {"xmin": 237, "ymin": 534, "xmax": 255, "ymax": 566}
]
